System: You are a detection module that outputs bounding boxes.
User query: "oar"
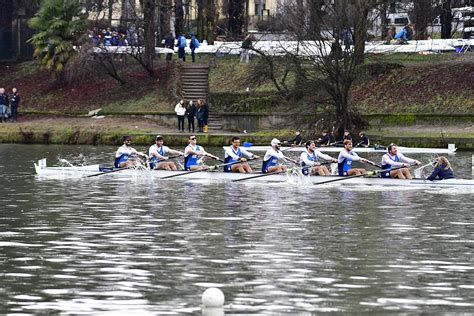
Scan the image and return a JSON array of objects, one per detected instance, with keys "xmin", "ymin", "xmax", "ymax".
[
  {"xmin": 232, "ymin": 169, "xmax": 288, "ymax": 182},
  {"xmin": 159, "ymin": 157, "xmax": 258, "ymax": 180},
  {"xmin": 313, "ymin": 170, "xmax": 378, "ymax": 185},
  {"xmin": 85, "ymin": 167, "xmax": 130, "ymax": 178},
  {"xmin": 363, "ymin": 160, "xmax": 382, "ymax": 168}
]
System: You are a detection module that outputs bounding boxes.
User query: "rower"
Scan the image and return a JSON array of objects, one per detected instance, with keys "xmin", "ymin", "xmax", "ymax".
[
  {"xmin": 380, "ymin": 143, "xmax": 421, "ymax": 179},
  {"xmin": 356, "ymin": 131, "xmax": 370, "ymax": 148},
  {"xmin": 316, "ymin": 129, "xmax": 331, "ymax": 147},
  {"xmin": 114, "ymin": 135, "xmax": 147, "ymax": 168},
  {"xmin": 224, "ymin": 137, "xmax": 259, "ymax": 173},
  {"xmin": 283, "ymin": 130, "xmax": 303, "ymax": 146},
  {"xmin": 427, "ymin": 156, "xmax": 454, "ymax": 181},
  {"xmin": 300, "ymin": 140, "xmax": 337, "ymax": 176},
  {"xmin": 148, "ymin": 135, "xmax": 184, "ymax": 170},
  {"xmin": 184, "ymin": 135, "xmax": 220, "ymax": 171},
  {"xmin": 262, "ymin": 138, "xmax": 298, "ymax": 173},
  {"xmin": 337, "ymin": 140, "xmax": 373, "ymax": 176}
]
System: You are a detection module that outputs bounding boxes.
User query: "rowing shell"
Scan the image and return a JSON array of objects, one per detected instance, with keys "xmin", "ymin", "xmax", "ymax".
[
  {"xmin": 34, "ymin": 159, "xmax": 473, "ymax": 189},
  {"xmin": 230, "ymin": 144, "xmax": 457, "ymax": 154}
]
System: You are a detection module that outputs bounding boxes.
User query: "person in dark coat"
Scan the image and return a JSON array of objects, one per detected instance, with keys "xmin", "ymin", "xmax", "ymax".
[
  {"xmin": 186, "ymin": 100, "xmax": 196, "ymax": 133},
  {"xmin": 164, "ymin": 32, "xmax": 174, "ymax": 61},
  {"xmin": 196, "ymin": 101, "xmax": 205, "ymax": 133},
  {"xmin": 0, "ymin": 88, "xmax": 9, "ymax": 123},
  {"xmin": 9, "ymin": 88, "xmax": 20, "ymax": 122},
  {"xmin": 427, "ymin": 156, "xmax": 454, "ymax": 181}
]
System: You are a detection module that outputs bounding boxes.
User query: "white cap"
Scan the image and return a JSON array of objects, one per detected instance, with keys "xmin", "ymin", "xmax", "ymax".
[{"xmin": 271, "ymin": 138, "xmax": 281, "ymax": 146}]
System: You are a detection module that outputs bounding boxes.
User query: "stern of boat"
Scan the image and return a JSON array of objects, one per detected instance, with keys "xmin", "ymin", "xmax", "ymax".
[{"xmin": 34, "ymin": 158, "xmax": 47, "ymax": 175}]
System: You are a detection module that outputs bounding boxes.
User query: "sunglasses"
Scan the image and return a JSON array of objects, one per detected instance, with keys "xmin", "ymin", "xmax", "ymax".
[{"xmin": 190, "ymin": 137, "xmax": 197, "ymax": 140}]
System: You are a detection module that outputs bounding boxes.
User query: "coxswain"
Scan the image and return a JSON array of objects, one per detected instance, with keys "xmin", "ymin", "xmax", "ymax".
[
  {"xmin": 224, "ymin": 137, "xmax": 259, "ymax": 173},
  {"xmin": 343, "ymin": 129, "xmax": 353, "ymax": 141},
  {"xmin": 338, "ymin": 140, "xmax": 374, "ymax": 176},
  {"xmin": 356, "ymin": 131, "xmax": 370, "ymax": 148},
  {"xmin": 283, "ymin": 130, "xmax": 303, "ymax": 146},
  {"xmin": 317, "ymin": 129, "xmax": 331, "ymax": 147},
  {"xmin": 148, "ymin": 135, "xmax": 184, "ymax": 170},
  {"xmin": 114, "ymin": 135, "xmax": 147, "ymax": 168},
  {"xmin": 184, "ymin": 135, "xmax": 220, "ymax": 171},
  {"xmin": 380, "ymin": 143, "xmax": 421, "ymax": 179},
  {"xmin": 427, "ymin": 156, "xmax": 454, "ymax": 181},
  {"xmin": 262, "ymin": 138, "xmax": 298, "ymax": 173},
  {"xmin": 300, "ymin": 140, "xmax": 337, "ymax": 176}
]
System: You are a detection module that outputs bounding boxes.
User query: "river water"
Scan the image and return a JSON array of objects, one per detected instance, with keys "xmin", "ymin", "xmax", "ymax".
[{"xmin": 1, "ymin": 144, "xmax": 473, "ymax": 314}]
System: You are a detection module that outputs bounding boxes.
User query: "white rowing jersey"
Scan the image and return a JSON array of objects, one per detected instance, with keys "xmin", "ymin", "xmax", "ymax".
[
  {"xmin": 300, "ymin": 149, "xmax": 333, "ymax": 166},
  {"xmin": 224, "ymin": 146, "xmax": 254, "ymax": 160},
  {"xmin": 115, "ymin": 145, "xmax": 138, "ymax": 158},
  {"xmin": 149, "ymin": 144, "xmax": 170, "ymax": 160},
  {"xmin": 381, "ymin": 153, "xmax": 416, "ymax": 168}
]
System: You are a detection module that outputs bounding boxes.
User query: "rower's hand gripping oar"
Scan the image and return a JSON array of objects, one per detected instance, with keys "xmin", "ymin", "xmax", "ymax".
[{"xmin": 159, "ymin": 157, "xmax": 259, "ymax": 180}]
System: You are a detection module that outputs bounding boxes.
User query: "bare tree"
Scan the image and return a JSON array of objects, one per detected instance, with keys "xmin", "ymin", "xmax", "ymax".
[
  {"xmin": 248, "ymin": 0, "xmax": 374, "ymax": 133},
  {"xmin": 175, "ymin": 0, "xmax": 184, "ymax": 35},
  {"xmin": 227, "ymin": 0, "xmax": 246, "ymax": 37}
]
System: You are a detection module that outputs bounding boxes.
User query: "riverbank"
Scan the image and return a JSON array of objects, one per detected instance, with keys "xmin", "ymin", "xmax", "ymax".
[{"xmin": 0, "ymin": 116, "xmax": 472, "ymax": 149}]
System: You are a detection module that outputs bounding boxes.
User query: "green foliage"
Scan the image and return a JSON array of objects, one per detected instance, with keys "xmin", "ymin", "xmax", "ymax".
[{"xmin": 28, "ymin": 0, "xmax": 87, "ymax": 75}]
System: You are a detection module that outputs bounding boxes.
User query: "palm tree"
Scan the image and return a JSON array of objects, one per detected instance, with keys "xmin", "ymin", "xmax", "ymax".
[{"xmin": 28, "ymin": 0, "xmax": 87, "ymax": 83}]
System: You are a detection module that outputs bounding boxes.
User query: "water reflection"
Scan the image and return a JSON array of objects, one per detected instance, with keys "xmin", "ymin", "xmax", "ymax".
[{"xmin": 0, "ymin": 144, "xmax": 473, "ymax": 313}]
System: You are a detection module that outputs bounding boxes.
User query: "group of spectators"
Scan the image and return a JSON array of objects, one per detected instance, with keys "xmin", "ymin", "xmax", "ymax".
[
  {"xmin": 0, "ymin": 87, "xmax": 20, "ymax": 123},
  {"xmin": 164, "ymin": 32, "xmax": 201, "ymax": 62},
  {"xmin": 88, "ymin": 27, "xmax": 138, "ymax": 47},
  {"xmin": 175, "ymin": 99, "xmax": 209, "ymax": 133}
]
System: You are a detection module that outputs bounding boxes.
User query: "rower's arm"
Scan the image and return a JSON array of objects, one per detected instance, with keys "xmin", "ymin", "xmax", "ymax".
[
  {"xmin": 398, "ymin": 153, "xmax": 419, "ymax": 165},
  {"xmin": 317, "ymin": 151, "xmax": 336, "ymax": 162},
  {"xmin": 168, "ymin": 149, "xmax": 184, "ymax": 156},
  {"xmin": 381, "ymin": 155, "xmax": 404, "ymax": 167}
]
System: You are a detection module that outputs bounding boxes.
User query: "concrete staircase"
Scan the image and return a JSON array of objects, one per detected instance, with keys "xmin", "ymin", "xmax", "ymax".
[
  {"xmin": 181, "ymin": 64, "xmax": 209, "ymax": 100},
  {"xmin": 181, "ymin": 63, "xmax": 222, "ymax": 131}
]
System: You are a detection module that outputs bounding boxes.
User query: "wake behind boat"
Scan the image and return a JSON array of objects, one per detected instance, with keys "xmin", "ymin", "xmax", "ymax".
[
  {"xmin": 231, "ymin": 144, "xmax": 457, "ymax": 154},
  {"xmin": 34, "ymin": 159, "xmax": 473, "ymax": 189}
]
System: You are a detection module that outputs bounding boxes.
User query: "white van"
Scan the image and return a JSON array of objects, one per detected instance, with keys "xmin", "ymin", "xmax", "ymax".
[{"xmin": 387, "ymin": 13, "xmax": 410, "ymax": 26}]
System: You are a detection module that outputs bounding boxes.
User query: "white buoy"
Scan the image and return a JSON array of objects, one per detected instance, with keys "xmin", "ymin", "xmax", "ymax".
[{"xmin": 202, "ymin": 287, "xmax": 225, "ymax": 308}]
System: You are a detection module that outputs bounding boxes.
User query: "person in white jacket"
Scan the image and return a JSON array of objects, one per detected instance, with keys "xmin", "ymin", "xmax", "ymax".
[{"xmin": 175, "ymin": 100, "xmax": 186, "ymax": 132}]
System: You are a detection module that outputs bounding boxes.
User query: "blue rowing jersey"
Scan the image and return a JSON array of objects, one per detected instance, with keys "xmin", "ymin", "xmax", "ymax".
[
  {"xmin": 114, "ymin": 145, "xmax": 137, "ymax": 168},
  {"xmin": 149, "ymin": 145, "xmax": 166, "ymax": 169},
  {"xmin": 381, "ymin": 154, "xmax": 399, "ymax": 178},
  {"xmin": 337, "ymin": 150, "xmax": 356, "ymax": 176},
  {"xmin": 224, "ymin": 147, "xmax": 241, "ymax": 172},
  {"xmin": 301, "ymin": 152, "xmax": 317, "ymax": 175},
  {"xmin": 262, "ymin": 148, "xmax": 284, "ymax": 173},
  {"xmin": 184, "ymin": 144, "xmax": 201, "ymax": 170}
]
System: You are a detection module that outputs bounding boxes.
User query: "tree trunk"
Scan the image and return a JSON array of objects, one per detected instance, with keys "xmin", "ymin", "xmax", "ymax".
[
  {"xmin": 228, "ymin": 0, "xmax": 245, "ymax": 37},
  {"xmin": 379, "ymin": 2, "xmax": 389, "ymax": 40},
  {"xmin": 160, "ymin": 0, "xmax": 171, "ymax": 36},
  {"xmin": 205, "ymin": 0, "xmax": 216, "ymax": 44},
  {"xmin": 175, "ymin": 0, "xmax": 184, "ymax": 36},
  {"xmin": 412, "ymin": 0, "xmax": 432, "ymax": 40},
  {"xmin": 108, "ymin": 0, "xmax": 114, "ymax": 25},
  {"xmin": 308, "ymin": 0, "xmax": 324, "ymax": 40},
  {"xmin": 353, "ymin": 5, "xmax": 369, "ymax": 65},
  {"xmin": 143, "ymin": 0, "xmax": 156, "ymax": 76},
  {"xmin": 440, "ymin": 0, "xmax": 452, "ymax": 39}
]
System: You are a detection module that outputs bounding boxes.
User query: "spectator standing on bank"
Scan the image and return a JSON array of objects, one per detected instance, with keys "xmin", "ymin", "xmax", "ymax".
[
  {"xmin": 190, "ymin": 32, "xmax": 200, "ymax": 63},
  {"xmin": 0, "ymin": 88, "xmax": 9, "ymax": 123},
  {"xmin": 176, "ymin": 33, "xmax": 187, "ymax": 61},
  {"xmin": 202, "ymin": 99, "xmax": 209, "ymax": 133},
  {"xmin": 164, "ymin": 32, "xmax": 174, "ymax": 61},
  {"xmin": 240, "ymin": 34, "xmax": 252, "ymax": 63},
  {"xmin": 186, "ymin": 100, "xmax": 196, "ymax": 133},
  {"xmin": 9, "ymin": 88, "xmax": 20, "ymax": 122},
  {"xmin": 196, "ymin": 101, "xmax": 205, "ymax": 133},
  {"xmin": 174, "ymin": 100, "xmax": 186, "ymax": 132}
]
